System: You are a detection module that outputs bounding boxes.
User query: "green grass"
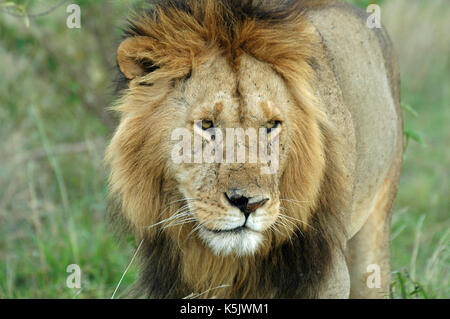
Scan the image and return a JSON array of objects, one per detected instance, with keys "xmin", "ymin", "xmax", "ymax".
[{"xmin": 0, "ymin": 0, "xmax": 448, "ymax": 298}]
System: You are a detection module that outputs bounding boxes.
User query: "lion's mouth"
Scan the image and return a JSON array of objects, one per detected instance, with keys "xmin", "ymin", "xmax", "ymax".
[{"xmin": 207, "ymin": 226, "xmax": 247, "ymax": 234}]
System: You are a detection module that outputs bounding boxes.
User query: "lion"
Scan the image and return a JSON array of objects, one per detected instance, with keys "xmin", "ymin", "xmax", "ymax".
[{"xmin": 106, "ymin": 0, "xmax": 403, "ymax": 298}]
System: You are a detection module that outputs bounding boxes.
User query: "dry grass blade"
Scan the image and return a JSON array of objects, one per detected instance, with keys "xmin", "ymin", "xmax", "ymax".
[
  {"xmin": 111, "ymin": 239, "xmax": 144, "ymax": 299},
  {"xmin": 183, "ymin": 284, "xmax": 232, "ymax": 299}
]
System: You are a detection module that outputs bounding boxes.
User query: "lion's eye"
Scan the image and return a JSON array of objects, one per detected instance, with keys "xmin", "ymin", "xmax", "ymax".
[
  {"xmin": 201, "ymin": 120, "xmax": 214, "ymax": 130},
  {"xmin": 266, "ymin": 120, "xmax": 281, "ymax": 133}
]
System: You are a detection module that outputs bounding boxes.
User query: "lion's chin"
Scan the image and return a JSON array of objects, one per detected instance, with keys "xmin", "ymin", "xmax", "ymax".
[{"xmin": 198, "ymin": 227, "xmax": 264, "ymax": 257}]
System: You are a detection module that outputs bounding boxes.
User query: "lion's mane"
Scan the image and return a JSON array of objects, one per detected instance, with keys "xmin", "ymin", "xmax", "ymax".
[{"xmin": 107, "ymin": 0, "xmax": 349, "ymax": 298}]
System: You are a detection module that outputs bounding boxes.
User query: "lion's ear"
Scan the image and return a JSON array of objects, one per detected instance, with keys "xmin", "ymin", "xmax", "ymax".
[{"xmin": 117, "ymin": 36, "xmax": 159, "ymax": 80}]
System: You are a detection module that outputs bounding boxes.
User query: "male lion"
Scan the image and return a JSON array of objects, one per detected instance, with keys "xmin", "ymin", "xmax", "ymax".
[{"xmin": 106, "ymin": 0, "xmax": 403, "ymax": 298}]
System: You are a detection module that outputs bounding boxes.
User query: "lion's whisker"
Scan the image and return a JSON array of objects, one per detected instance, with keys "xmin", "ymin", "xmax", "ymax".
[
  {"xmin": 185, "ymin": 222, "xmax": 204, "ymax": 242},
  {"xmin": 273, "ymin": 219, "xmax": 294, "ymax": 243},
  {"xmin": 158, "ymin": 198, "xmax": 200, "ymax": 217},
  {"xmin": 163, "ymin": 217, "xmax": 197, "ymax": 229},
  {"xmin": 269, "ymin": 223, "xmax": 284, "ymax": 237},
  {"xmin": 275, "ymin": 217, "xmax": 297, "ymax": 240},
  {"xmin": 145, "ymin": 210, "xmax": 192, "ymax": 229},
  {"xmin": 278, "ymin": 210, "xmax": 317, "ymax": 232},
  {"xmin": 157, "ymin": 203, "xmax": 189, "ymax": 219},
  {"xmin": 161, "ymin": 210, "xmax": 194, "ymax": 227},
  {"xmin": 277, "ymin": 214, "xmax": 303, "ymax": 239}
]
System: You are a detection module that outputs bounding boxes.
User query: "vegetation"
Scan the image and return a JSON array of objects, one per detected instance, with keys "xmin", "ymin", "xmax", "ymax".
[{"xmin": 0, "ymin": 0, "xmax": 448, "ymax": 298}]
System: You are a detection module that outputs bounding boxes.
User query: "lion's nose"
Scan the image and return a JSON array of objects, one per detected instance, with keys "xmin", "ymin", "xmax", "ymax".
[{"xmin": 225, "ymin": 190, "xmax": 269, "ymax": 217}]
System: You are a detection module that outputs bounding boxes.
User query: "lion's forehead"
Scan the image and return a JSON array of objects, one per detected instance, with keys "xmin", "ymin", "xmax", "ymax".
[{"xmin": 183, "ymin": 54, "xmax": 288, "ymax": 124}]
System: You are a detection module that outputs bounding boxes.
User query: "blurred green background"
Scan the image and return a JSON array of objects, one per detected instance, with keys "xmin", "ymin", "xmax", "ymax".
[{"xmin": 0, "ymin": 0, "xmax": 448, "ymax": 298}]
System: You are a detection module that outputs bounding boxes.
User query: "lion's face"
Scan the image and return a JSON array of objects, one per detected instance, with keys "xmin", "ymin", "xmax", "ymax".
[
  {"xmin": 108, "ymin": 3, "xmax": 328, "ymax": 261},
  {"xmin": 165, "ymin": 54, "xmax": 295, "ymax": 256}
]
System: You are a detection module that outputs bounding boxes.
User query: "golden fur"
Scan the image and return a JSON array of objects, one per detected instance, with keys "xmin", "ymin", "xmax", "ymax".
[{"xmin": 106, "ymin": 0, "xmax": 401, "ymax": 298}]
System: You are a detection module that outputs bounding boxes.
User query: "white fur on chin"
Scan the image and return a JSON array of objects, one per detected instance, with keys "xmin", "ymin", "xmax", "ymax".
[{"xmin": 199, "ymin": 227, "xmax": 263, "ymax": 257}]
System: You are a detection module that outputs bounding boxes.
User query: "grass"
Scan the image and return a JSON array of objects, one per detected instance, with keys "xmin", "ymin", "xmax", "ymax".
[{"xmin": 0, "ymin": 0, "xmax": 448, "ymax": 298}]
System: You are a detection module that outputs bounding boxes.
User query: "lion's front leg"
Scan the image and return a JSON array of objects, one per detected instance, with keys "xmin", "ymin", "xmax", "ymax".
[
  {"xmin": 345, "ymin": 165, "xmax": 401, "ymax": 299},
  {"xmin": 317, "ymin": 249, "xmax": 351, "ymax": 299}
]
